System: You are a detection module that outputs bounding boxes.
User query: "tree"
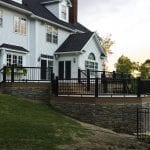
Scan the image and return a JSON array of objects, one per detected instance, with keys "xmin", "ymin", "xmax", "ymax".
[
  {"xmin": 101, "ymin": 34, "xmax": 114, "ymax": 55},
  {"xmin": 139, "ymin": 62, "xmax": 150, "ymax": 79},
  {"xmin": 115, "ymin": 55, "xmax": 133, "ymax": 75}
]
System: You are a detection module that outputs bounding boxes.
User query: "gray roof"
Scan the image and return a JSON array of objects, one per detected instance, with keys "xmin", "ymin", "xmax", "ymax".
[
  {"xmin": 0, "ymin": 43, "xmax": 29, "ymax": 52},
  {"xmin": 55, "ymin": 32, "xmax": 94, "ymax": 53},
  {"xmin": 0, "ymin": 0, "xmax": 90, "ymax": 32}
]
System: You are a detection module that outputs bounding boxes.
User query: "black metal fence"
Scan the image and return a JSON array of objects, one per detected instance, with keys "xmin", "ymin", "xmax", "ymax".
[
  {"xmin": 140, "ymin": 80, "xmax": 150, "ymax": 95},
  {"xmin": 52, "ymin": 76, "xmax": 142, "ymax": 97},
  {"xmin": 0, "ymin": 66, "xmax": 54, "ymax": 82},
  {"xmin": 137, "ymin": 108, "xmax": 150, "ymax": 142}
]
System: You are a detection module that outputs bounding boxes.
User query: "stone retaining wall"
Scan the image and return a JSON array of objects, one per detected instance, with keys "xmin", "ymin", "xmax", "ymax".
[
  {"xmin": 0, "ymin": 82, "xmax": 51, "ymax": 103},
  {"xmin": 50, "ymin": 96, "xmax": 143, "ymax": 134}
]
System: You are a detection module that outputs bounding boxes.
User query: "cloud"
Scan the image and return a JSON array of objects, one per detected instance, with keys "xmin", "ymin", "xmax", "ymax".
[{"xmin": 78, "ymin": 0, "xmax": 150, "ymax": 70}]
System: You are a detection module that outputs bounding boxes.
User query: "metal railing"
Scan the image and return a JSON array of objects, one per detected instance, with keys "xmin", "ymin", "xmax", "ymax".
[
  {"xmin": 0, "ymin": 68, "xmax": 3, "ymax": 83},
  {"xmin": 52, "ymin": 76, "xmax": 140, "ymax": 97},
  {"xmin": 137, "ymin": 108, "xmax": 150, "ymax": 142},
  {"xmin": 141, "ymin": 80, "xmax": 150, "ymax": 95},
  {"xmin": 0, "ymin": 66, "xmax": 54, "ymax": 82}
]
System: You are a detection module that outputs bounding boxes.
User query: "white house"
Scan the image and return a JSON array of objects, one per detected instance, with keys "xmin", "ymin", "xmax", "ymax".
[{"xmin": 0, "ymin": 0, "xmax": 106, "ymax": 80}]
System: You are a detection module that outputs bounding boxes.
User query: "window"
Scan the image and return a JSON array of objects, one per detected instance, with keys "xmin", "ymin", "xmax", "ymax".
[
  {"xmin": 14, "ymin": 16, "xmax": 27, "ymax": 34},
  {"xmin": 85, "ymin": 53, "xmax": 98, "ymax": 75},
  {"xmin": 88, "ymin": 53, "xmax": 95, "ymax": 60},
  {"xmin": 0, "ymin": 9, "xmax": 3, "ymax": 27},
  {"xmin": 13, "ymin": 55, "xmax": 17, "ymax": 66},
  {"xmin": 46, "ymin": 25, "xmax": 58, "ymax": 44},
  {"xmin": 61, "ymin": 5, "xmax": 67, "ymax": 20},
  {"xmin": 53, "ymin": 27, "xmax": 58, "ymax": 44},
  {"xmin": 6, "ymin": 54, "xmax": 23, "ymax": 66},
  {"xmin": 46, "ymin": 25, "xmax": 52, "ymax": 42},
  {"xmin": 18, "ymin": 56, "xmax": 23, "ymax": 66},
  {"xmin": 7, "ymin": 54, "xmax": 11, "ymax": 66}
]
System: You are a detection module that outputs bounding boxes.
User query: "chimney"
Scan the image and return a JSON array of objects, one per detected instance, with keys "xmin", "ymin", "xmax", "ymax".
[{"xmin": 69, "ymin": 0, "xmax": 78, "ymax": 24}]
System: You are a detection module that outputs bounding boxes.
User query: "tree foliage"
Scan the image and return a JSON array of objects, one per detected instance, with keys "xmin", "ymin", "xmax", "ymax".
[
  {"xmin": 115, "ymin": 55, "xmax": 133, "ymax": 74},
  {"xmin": 101, "ymin": 34, "xmax": 114, "ymax": 55},
  {"xmin": 139, "ymin": 61, "xmax": 150, "ymax": 79},
  {"xmin": 115, "ymin": 56, "xmax": 150, "ymax": 79}
]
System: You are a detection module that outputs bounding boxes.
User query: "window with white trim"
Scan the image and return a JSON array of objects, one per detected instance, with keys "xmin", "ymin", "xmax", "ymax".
[
  {"xmin": 0, "ymin": 9, "xmax": 3, "ymax": 27},
  {"xmin": 14, "ymin": 16, "xmax": 27, "ymax": 35},
  {"xmin": 61, "ymin": 5, "xmax": 67, "ymax": 20},
  {"xmin": 46, "ymin": 25, "xmax": 58, "ymax": 44},
  {"xmin": 6, "ymin": 54, "xmax": 23, "ymax": 67},
  {"xmin": 46, "ymin": 25, "xmax": 52, "ymax": 42},
  {"xmin": 85, "ymin": 53, "xmax": 98, "ymax": 75},
  {"xmin": 53, "ymin": 27, "xmax": 58, "ymax": 44}
]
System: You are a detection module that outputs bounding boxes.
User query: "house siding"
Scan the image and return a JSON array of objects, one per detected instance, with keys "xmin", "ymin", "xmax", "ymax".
[
  {"xmin": 0, "ymin": 7, "xmax": 28, "ymax": 50},
  {"xmin": 0, "ymin": 7, "xmax": 29, "ymax": 66},
  {"xmin": 29, "ymin": 20, "xmax": 71, "ymax": 67},
  {"xmin": 78, "ymin": 36, "xmax": 103, "ymax": 71}
]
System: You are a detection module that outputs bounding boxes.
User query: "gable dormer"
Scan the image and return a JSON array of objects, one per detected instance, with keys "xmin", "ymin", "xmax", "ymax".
[
  {"xmin": 42, "ymin": 0, "xmax": 72, "ymax": 23},
  {"xmin": 11, "ymin": 0, "xmax": 22, "ymax": 4}
]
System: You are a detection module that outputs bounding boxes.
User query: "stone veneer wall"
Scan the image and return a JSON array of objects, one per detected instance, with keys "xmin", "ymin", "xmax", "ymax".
[
  {"xmin": 50, "ymin": 96, "xmax": 143, "ymax": 134},
  {"xmin": 0, "ymin": 82, "xmax": 51, "ymax": 103}
]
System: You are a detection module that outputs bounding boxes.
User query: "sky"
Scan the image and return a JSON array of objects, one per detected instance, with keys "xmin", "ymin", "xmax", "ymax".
[{"xmin": 78, "ymin": 0, "xmax": 150, "ymax": 71}]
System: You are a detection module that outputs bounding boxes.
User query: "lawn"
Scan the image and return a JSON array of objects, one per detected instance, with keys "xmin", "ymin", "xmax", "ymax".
[
  {"xmin": 0, "ymin": 94, "xmax": 149, "ymax": 150},
  {"xmin": 0, "ymin": 94, "xmax": 86, "ymax": 150}
]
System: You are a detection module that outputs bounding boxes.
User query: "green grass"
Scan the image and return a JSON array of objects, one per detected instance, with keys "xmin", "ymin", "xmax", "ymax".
[{"xmin": 0, "ymin": 94, "xmax": 86, "ymax": 150}]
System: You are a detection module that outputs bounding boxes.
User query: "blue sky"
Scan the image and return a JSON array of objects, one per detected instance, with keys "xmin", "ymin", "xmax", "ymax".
[{"xmin": 78, "ymin": 0, "xmax": 150, "ymax": 70}]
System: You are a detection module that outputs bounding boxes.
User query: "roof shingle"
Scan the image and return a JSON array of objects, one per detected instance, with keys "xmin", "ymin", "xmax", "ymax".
[
  {"xmin": 55, "ymin": 32, "xmax": 94, "ymax": 53},
  {"xmin": 0, "ymin": 43, "xmax": 29, "ymax": 52},
  {"xmin": 0, "ymin": 0, "xmax": 90, "ymax": 32}
]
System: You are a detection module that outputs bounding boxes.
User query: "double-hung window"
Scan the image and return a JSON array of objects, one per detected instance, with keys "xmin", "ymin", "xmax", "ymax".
[
  {"xmin": 46, "ymin": 25, "xmax": 58, "ymax": 44},
  {"xmin": 14, "ymin": 16, "xmax": 27, "ymax": 35},
  {"xmin": 46, "ymin": 25, "xmax": 52, "ymax": 42},
  {"xmin": 0, "ymin": 9, "xmax": 3, "ymax": 27},
  {"xmin": 53, "ymin": 27, "xmax": 58, "ymax": 44}
]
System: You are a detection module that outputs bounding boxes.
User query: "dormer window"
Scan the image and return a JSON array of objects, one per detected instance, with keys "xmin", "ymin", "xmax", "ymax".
[
  {"xmin": 61, "ymin": 5, "xmax": 67, "ymax": 20},
  {"xmin": 0, "ymin": 9, "xmax": 3, "ymax": 27}
]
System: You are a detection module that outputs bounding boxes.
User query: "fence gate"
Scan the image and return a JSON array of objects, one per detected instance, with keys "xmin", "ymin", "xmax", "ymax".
[{"xmin": 137, "ymin": 108, "xmax": 150, "ymax": 142}]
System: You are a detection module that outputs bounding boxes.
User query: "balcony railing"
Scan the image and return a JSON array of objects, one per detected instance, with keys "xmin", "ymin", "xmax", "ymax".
[{"xmin": 0, "ymin": 66, "xmax": 54, "ymax": 82}]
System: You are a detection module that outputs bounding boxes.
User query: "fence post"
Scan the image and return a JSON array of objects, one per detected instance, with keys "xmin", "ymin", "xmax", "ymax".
[
  {"xmin": 55, "ymin": 76, "xmax": 59, "ymax": 96},
  {"xmin": 87, "ymin": 69, "xmax": 90, "ymax": 91},
  {"xmin": 3, "ymin": 66, "xmax": 6, "ymax": 82},
  {"xmin": 51, "ymin": 71, "xmax": 54, "ymax": 81},
  {"xmin": 137, "ymin": 77, "xmax": 141, "ymax": 98},
  {"xmin": 137, "ymin": 108, "xmax": 139, "ymax": 139},
  {"xmin": 123, "ymin": 78, "xmax": 126, "ymax": 94},
  {"xmin": 78, "ymin": 68, "xmax": 81, "ymax": 83},
  {"xmin": 95, "ymin": 77, "xmax": 98, "ymax": 98},
  {"xmin": 11, "ymin": 65, "xmax": 14, "ymax": 82},
  {"xmin": 102, "ymin": 71, "xmax": 107, "ymax": 93},
  {"xmin": 113, "ymin": 71, "xmax": 116, "ymax": 79}
]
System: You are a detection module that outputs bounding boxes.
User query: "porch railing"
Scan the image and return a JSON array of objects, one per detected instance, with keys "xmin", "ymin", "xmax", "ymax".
[
  {"xmin": 0, "ymin": 66, "xmax": 54, "ymax": 82},
  {"xmin": 52, "ymin": 76, "xmax": 143, "ymax": 97}
]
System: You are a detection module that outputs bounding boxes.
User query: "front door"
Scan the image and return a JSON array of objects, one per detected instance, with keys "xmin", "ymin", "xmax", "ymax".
[
  {"xmin": 41, "ymin": 60, "xmax": 47, "ymax": 80},
  {"xmin": 65, "ymin": 61, "xmax": 71, "ymax": 79},
  {"xmin": 58, "ymin": 61, "xmax": 64, "ymax": 79}
]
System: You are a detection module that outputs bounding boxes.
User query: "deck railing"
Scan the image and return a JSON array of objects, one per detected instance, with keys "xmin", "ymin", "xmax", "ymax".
[
  {"xmin": 52, "ymin": 76, "xmax": 143, "ymax": 97},
  {"xmin": 0, "ymin": 66, "xmax": 54, "ymax": 82}
]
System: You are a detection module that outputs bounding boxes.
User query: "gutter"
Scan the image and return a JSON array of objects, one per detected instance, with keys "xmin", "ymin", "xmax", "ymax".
[
  {"xmin": 54, "ymin": 51, "xmax": 82, "ymax": 55},
  {"xmin": 0, "ymin": 1, "xmax": 84, "ymax": 33},
  {"xmin": 1, "ymin": 48, "xmax": 28, "ymax": 54},
  {"xmin": 0, "ymin": 1, "xmax": 32, "ymax": 15}
]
